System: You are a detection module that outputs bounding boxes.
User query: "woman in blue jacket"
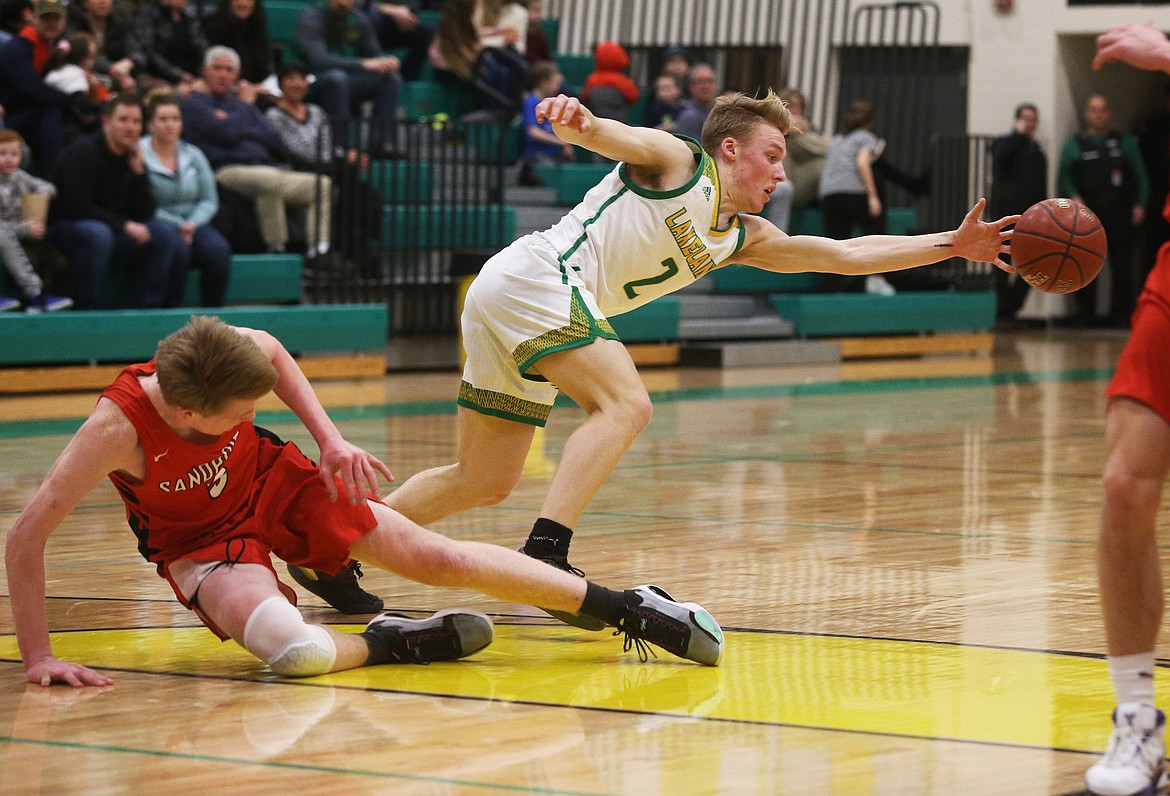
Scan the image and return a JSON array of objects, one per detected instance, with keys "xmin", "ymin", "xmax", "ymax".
[{"xmin": 141, "ymin": 93, "xmax": 232, "ymax": 306}]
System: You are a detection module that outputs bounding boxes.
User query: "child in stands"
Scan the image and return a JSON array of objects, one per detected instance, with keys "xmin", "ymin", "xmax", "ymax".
[
  {"xmin": 517, "ymin": 60, "xmax": 574, "ymax": 186},
  {"xmin": 0, "ymin": 129, "xmax": 71, "ymax": 312}
]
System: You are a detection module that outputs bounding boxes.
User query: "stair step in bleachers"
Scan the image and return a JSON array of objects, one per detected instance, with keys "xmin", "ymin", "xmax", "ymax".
[
  {"xmin": 506, "ymin": 184, "xmax": 558, "ymax": 204},
  {"xmin": 182, "ymin": 253, "xmax": 302, "ymax": 306},
  {"xmin": 0, "ymin": 304, "xmax": 388, "ymax": 367},
  {"xmin": 513, "ymin": 204, "xmax": 563, "ymax": 238},
  {"xmin": 607, "ymin": 297, "xmax": 680, "ymax": 343},
  {"xmin": 534, "ymin": 162, "xmax": 616, "ymax": 205},
  {"xmin": 679, "ymin": 314, "xmax": 794, "ymax": 340},
  {"xmin": 677, "ymin": 294, "xmax": 764, "ymax": 319},
  {"xmin": 711, "ymin": 266, "xmax": 827, "ymax": 295},
  {"xmin": 680, "ymin": 339, "xmax": 840, "ymax": 368},
  {"xmin": 607, "ymin": 297, "xmax": 683, "ymax": 367},
  {"xmin": 770, "ymin": 291, "xmax": 996, "ymax": 337}
]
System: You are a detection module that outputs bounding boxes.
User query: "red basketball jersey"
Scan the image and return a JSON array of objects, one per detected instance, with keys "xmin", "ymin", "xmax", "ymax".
[{"xmin": 102, "ymin": 361, "xmax": 262, "ymax": 565}]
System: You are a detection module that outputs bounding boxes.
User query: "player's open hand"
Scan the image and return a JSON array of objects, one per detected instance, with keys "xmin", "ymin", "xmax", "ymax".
[
  {"xmin": 1093, "ymin": 21, "xmax": 1170, "ymax": 72},
  {"xmin": 535, "ymin": 94, "xmax": 596, "ymax": 140},
  {"xmin": 318, "ymin": 439, "xmax": 394, "ymax": 505},
  {"xmin": 952, "ymin": 198, "xmax": 1018, "ymax": 272},
  {"xmin": 26, "ymin": 655, "xmax": 115, "ymax": 688}
]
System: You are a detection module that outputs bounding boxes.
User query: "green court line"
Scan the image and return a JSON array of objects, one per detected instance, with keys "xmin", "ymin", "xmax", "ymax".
[
  {"xmin": 0, "ymin": 735, "xmax": 606, "ymax": 796},
  {"xmin": 0, "ymin": 367, "xmax": 1114, "ymax": 440}
]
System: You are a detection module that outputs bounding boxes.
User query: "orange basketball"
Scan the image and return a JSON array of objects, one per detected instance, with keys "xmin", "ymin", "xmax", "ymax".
[{"xmin": 1010, "ymin": 198, "xmax": 1107, "ymax": 294}]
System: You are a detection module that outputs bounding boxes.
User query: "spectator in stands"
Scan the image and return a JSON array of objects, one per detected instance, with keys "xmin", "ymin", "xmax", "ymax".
[
  {"xmin": 991, "ymin": 102, "xmax": 1047, "ymax": 326},
  {"xmin": 661, "ymin": 46, "xmax": 689, "ymax": 93},
  {"xmin": 264, "ymin": 61, "xmax": 336, "ymax": 170},
  {"xmin": 581, "ymin": 40, "xmax": 638, "ymax": 124},
  {"xmin": 66, "ymin": 0, "xmax": 143, "ymax": 94},
  {"xmin": 523, "ymin": 0, "xmax": 548, "ymax": 65},
  {"xmin": 293, "ymin": 0, "xmax": 401, "ymax": 146},
  {"xmin": 141, "ymin": 93, "xmax": 231, "ymax": 306},
  {"xmin": 134, "ymin": 0, "xmax": 209, "ymax": 94},
  {"xmin": 202, "ymin": 0, "xmax": 273, "ymax": 89},
  {"xmin": 0, "ymin": 128, "xmax": 71, "ymax": 311},
  {"xmin": 44, "ymin": 31, "xmax": 109, "ymax": 134},
  {"xmin": 360, "ymin": 0, "xmax": 432, "ymax": 81},
  {"xmin": 1058, "ymin": 93, "xmax": 1149, "ymax": 327},
  {"xmin": 0, "ymin": 0, "xmax": 72, "ymax": 170},
  {"xmin": 673, "ymin": 63, "xmax": 716, "ymax": 141},
  {"xmin": 818, "ymin": 98, "xmax": 896, "ymax": 296},
  {"xmin": 182, "ymin": 46, "xmax": 332, "ymax": 258},
  {"xmin": 47, "ymin": 93, "xmax": 184, "ymax": 309},
  {"xmin": 644, "ymin": 73, "xmax": 687, "ymax": 133},
  {"xmin": 265, "ymin": 59, "xmax": 379, "ymax": 266},
  {"xmin": 779, "ymin": 87, "xmax": 827, "ymax": 212},
  {"xmin": 428, "ymin": 0, "xmax": 525, "ymax": 116},
  {"xmin": 475, "ymin": 0, "xmax": 524, "ymax": 55},
  {"xmin": 428, "ymin": 0, "xmax": 476, "ymax": 89},
  {"xmin": 517, "ymin": 59, "xmax": 571, "ymax": 186}
]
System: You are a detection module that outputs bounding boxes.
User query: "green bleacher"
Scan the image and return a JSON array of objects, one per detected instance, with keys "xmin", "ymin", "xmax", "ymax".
[
  {"xmin": 379, "ymin": 204, "xmax": 516, "ymax": 249},
  {"xmin": 770, "ymin": 292, "xmax": 996, "ymax": 337},
  {"xmin": 0, "ymin": 304, "xmax": 388, "ymax": 366},
  {"xmin": 182, "ymin": 253, "xmax": 302, "ymax": 306}
]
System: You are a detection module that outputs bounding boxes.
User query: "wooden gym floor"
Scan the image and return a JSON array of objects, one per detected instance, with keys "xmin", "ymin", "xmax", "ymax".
[{"xmin": 0, "ymin": 329, "xmax": 1157, "ymax": 795}]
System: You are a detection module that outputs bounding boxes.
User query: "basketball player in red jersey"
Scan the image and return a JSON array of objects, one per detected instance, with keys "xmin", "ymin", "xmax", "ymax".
[
  {"xmin": 1085, "ymin": 20, "xmax": 1170, "ymax": 796},
  {"xmin": 5, "ymin": 316, "xmax": 726, "ymax": 688}
]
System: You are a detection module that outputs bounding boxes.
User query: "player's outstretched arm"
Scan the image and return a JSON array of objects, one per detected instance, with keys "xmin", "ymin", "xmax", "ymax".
[
  {"xmin": 734, "ymin": 198, "xmax": 1017, "ymax": 276},
  {"xmin": 237, "ymin": 326, "xmax": 393, "ymax": 505},
  {"xmin": 5, "ymin": 401, "xmax": 136, "ymax": 688},
  {"xmin": 1093, "ymin": 21, "xmax": 1170, "ymax": 73},
  {"xmin": 536, "ymin": 93, "xmax": 693, "ymax": 171}
]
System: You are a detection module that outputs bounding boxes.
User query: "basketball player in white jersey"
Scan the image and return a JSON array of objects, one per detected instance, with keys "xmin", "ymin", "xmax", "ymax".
[{"xmin": 379, "ymin": 89, "xmax": 1016, "ymax": 628}]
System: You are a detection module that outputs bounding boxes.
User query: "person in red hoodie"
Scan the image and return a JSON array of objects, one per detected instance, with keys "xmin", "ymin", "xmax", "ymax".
[{"xmin": 581, "ymin": 40, "xmax": 638, "ymax": 123}]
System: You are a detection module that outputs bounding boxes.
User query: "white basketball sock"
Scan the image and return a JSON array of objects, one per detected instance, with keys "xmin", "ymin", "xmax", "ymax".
[{"xmin": 1108, "ymin": 651, "xmax": 1157, "ymax": 707}]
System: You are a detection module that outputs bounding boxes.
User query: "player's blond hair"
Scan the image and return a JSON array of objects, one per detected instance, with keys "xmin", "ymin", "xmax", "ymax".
[
  {"xmin": 700, "ymin": 89, "xmax": 792, "ymax": 157},
  {"xmin": 156, "ymin": 316, "xmax": 278, "ymax": 415}
]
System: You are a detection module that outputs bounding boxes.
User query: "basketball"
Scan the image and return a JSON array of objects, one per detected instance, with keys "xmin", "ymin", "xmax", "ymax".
[{"xmin": 1010, "ymin": 198, "xmax": 1107, "ymax": 294}]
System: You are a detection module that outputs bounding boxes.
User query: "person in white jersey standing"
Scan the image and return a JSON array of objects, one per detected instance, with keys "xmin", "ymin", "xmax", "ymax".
[{"xmin": 374, "ymin": 89, "xmax": 1016, "ymax": 627}]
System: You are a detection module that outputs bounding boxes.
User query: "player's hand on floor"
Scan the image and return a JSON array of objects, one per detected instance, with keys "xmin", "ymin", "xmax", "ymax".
[
  {"xmin": 318, "ymin": 439, "xmax": 394, "ymax": 504},
  {"xmin": 26, "ymin": 656, "xmax": 115, "ymax": 688}
]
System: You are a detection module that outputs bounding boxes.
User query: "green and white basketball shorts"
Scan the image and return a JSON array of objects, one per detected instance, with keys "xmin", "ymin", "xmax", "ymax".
[{"xmin": 459, "ymin": 235, "xmax": 620, "ymax": 427}]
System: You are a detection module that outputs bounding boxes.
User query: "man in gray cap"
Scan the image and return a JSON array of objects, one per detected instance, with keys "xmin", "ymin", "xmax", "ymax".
[{"xmin": 0, "ymin": 0, "xmax": 71, "ymax": 168}]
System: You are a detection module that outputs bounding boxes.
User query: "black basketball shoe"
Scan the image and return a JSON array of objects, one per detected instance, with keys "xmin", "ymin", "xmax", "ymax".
[
  {"xmin": 364, "ymin": 609, "xmax": 494, "ymax": 664},
  {"xmin": 287, "ymin": 561, "xmax": 384, "ymax": 614}
]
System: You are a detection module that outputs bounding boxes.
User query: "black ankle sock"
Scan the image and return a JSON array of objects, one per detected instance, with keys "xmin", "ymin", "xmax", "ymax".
[
  {"xmin": 579, "ymin": 581, "xmax": 626, "ymax": 627},
  {"xmin": 524, "ymin": 517, "xmax": 573, "ymax": 558}
]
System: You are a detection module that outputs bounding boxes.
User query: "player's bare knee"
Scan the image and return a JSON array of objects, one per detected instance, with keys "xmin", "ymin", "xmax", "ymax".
[
  {"xmin": 417, "ymin": 544, "xmax": 476, "ymax": 587},
  {"xmin": 460, "ymin": 465, "xmax": 519, "ymax": 507},
  {"xmin": 615, "ymin": 392, "xmax": 653, "ymax": 436},
  {"xmin": 1102, "ymin": 466, "xmax": 1157, "ymax": 519},
  {"xmin": 242, "ymin": 596, "xmax": 338, "ymax": 677}
]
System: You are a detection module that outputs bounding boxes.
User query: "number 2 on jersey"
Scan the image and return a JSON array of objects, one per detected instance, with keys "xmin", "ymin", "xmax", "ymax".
[{"xmin": 623, "ymin": 258, "xmax": 679, "ymax": 299}]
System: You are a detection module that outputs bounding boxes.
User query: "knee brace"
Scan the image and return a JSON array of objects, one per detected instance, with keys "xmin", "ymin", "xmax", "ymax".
[{"xmin": 242, "ymin": 596, "xmax": 337, "ymax": 677}]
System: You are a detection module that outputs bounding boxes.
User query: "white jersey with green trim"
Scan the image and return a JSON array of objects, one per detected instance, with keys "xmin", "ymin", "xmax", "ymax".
[{"xmin": 531, "ymin": 138, "xmax": 746, "ymax": 317}]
